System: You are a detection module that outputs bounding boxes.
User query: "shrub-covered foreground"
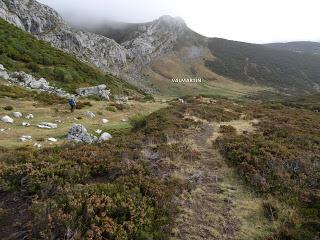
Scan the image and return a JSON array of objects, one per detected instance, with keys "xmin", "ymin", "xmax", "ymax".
[
  {"xmin": 216, "ymin": 98, "xmax": 320, "ymax": 239},
  {"xmin": 0, "ymin": 101, "xmax": 198, "ymax": 239},
  {"xmin": 0, "ymin": 96, "xmax": 319, "ymax": 239}
]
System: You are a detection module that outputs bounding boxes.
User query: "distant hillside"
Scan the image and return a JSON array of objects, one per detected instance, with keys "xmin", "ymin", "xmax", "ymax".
[
  {"xmin": 265, "ymin": 41, "xmax": 320, "ymax": 55},
  {"xmin": 84, "ymin": 20, "xmax": 320, "ymax": 94},
  {"xmin": 205, "ymin": 38, "xmax": 320, "ymax": 93},
  {"xmin": 0, "ymin": 19, "xmax": 141, "ymax": 95}
]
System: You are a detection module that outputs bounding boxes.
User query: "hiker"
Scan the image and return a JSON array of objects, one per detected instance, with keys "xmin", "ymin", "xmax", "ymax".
[{"xmin": 68, "ymin": 98, "xmax": 76, "ymax": 113}]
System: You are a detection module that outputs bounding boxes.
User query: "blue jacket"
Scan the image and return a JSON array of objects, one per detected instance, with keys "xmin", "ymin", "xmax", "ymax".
[{"xmin": 68, "ymin": 98, "xmax": 76, "ymax": 107}]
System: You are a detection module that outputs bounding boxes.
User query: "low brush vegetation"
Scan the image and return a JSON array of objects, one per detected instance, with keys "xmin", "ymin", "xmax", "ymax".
[
  {"xmin": 0, "ymin": 95, "xmax": 319, "ymax": 239},
  {"xmin": 216, "ymin": 99, "xmax": 320, "ymax": 239},
  {"xmin": 0, "ymin": 19, "xmax": 141, "ymax": 95}
]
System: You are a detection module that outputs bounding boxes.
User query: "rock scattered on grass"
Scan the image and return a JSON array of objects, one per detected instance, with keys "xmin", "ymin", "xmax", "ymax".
[
  {"xmin": 25, "ymin": 114, "xmax": 34, "ymax": 119},
  {"xmin": 12, "ymin": 112, "xmax": 23, "ymax": 118},
  {"xmin": 37, "ymin": 122, "xmax": 58, "ymax": 129},
  {"xmin": 84, "ymin": 111, "xmax": 95, "ymax": 118},
  {"xmin": 48, "ymin": 137, "xmax": 58, "ymax": 142},
  {"xmin": 98, "ymin": 132, "xmax": 112, "ymax": 142},
  {"xmin": 34, "ymin": 143, "xmax": 42, "ymax": 148},
  {"xmin": 102, "ymin": 118, "xmax": 109, "ymax": 123},
  {"xmin": 19, "ymin": 135, "xmax": 32, "ymax": 141},
  {"xmin": 22, "ymin": 122, "xmax": 30, "ymax": 127},
  {"xmin": 1, "ymin": 115, "xmax": 14, "ymax": 123},
  {"xmin": 67, "ymin": 124, "xmax": 97, "ymax": 144}
]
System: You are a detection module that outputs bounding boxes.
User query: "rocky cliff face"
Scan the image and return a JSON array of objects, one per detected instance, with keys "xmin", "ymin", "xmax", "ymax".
[{"xmin": 0, "ymin": 0, "xmax": 186, "ymax": 80}]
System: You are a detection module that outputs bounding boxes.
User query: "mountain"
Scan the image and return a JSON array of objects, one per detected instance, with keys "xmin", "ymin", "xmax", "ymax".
[
  {"xmin": 265, "ymin": 41, "xmax": 320, "ymax": 55},
  {"xmin": 0, "ymin": 18, "xmax": 141, "ymax": 95},
  {"xmin": 1, "ymin": 0, "xmax": 320, "ymax": 95}
]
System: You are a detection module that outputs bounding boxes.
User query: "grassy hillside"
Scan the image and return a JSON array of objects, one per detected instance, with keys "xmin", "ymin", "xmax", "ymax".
[
  {"xmin": 205, "ymin": 38, "xmax": 320, "ymax": 93},
  {"xmin": 0, "ymin": 19, "xmax": 141, "ymax": 95}
]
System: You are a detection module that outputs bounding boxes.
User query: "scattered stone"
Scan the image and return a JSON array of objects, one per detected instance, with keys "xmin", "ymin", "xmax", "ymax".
[
  {"xmin": 0, "ymin": 64, "xmax": 9, "ymax": 80},
  {"xmin": 84, "ymin": 111, "xmax": 95, "ymax": 118},
  {"xmin": 55, "ymin": 119, "xmax": 62, "ymax": 123},
  {"xmin": 22, "ymin": 122, "xmax": 30, "ymax": 127},
  {"xmin": 1, "ymin": 115, "xmax": 14, "ymax": 123},
  {"xmin": 19, "ymin": 135, "xmax": 32, "ymax": 141},
  {"xmin": 67, "ymin": 124, "xmax": 97, "ymax": 144},
  {"xmin": 178, "ymin": 98, "xmax": 185, "ymax": 104},
  {"xmin": 34, "ymin": 143, "xmax": 42, "ymax": 148},
  {"xmin": 25, "ymin": 114, "xmax": 34, "ymax": 119},
  {"xmin": 0, "ymin": 66, "xmax": 73, "ymax": 98},
  {"xmin": 37, "ymin": 122, "xmax": 58, "ymax": 129},
  {"xmin": 0, "ymin": 128, "xmax": 5, "ymax": 132},
  {"xmin": 96, "ymin": 129, "xmax": 102, "ymax": 134},
  {"xmin": 102, "ymin": 118, "xmax": 109, "ymax": 124},
  {"xmin": 121, "ymin": 119, "xmax": 127, "ymax": 122},
  {"xmin": 48, "ymin": 137, "xmax": 58, "ymax": 142},
  {"xmin": 12, "ymin": 112, "xmax": 23, "ymax": 118},
  {"xmin": 76, "ymin": 84, "xmax": 111, "ymax": 100},
  {"xmin": 98, "ymin": 132, "xmax": 112, "ymax": 142}
]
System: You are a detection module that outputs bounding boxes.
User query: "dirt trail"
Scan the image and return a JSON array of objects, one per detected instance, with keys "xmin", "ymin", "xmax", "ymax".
[
  {"xmin": 172, "ymin": 123, "xmax": 240, "ymax": 239},
  {"xmin": 171, "ymin": 122, "xmax": 270, "ymax": 240}
]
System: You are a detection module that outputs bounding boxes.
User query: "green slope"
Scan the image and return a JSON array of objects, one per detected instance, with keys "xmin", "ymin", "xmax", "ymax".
[
  {"xmin": 0, "ymin": 18, "xmax": 141, "ymax": 95},
  {"xmin": 205, "ymin": 38, "xmax": 320, "ymax": 93}
]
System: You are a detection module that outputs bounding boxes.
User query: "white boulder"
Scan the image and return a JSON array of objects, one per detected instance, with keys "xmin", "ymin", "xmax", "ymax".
[
  {"xmin": 98, "ymin": 132, "xmax": 112, "ymax": 142},
  {"xmin": 37, "ymin": 122, "xmax": 58, "ymax": 129},
  {"xmin": 34, "ymin": 143, "xmax": 42, "ymax": 148},
  {"xmin": 25, "ymin": 114, "xmax": 34, "ymax": 119},
  {"xmin": 22, "ymin": 122, "xmax": 30, "ymax": 127},
  {"xmin": 48, "ymin": 137, "xmax": 58, "ymax": 142},
  {"xmin": 12, "ymin": 112, "xmax": 23, "ymax": 118},
  {"xmin": 102, "ymin": 118, "xmax": 109, "ymax": 124},
  {"xmin": 84, "ymin": 111, "xmax": 95, "ymax": 118},
  {"xmin": 1, "ymin": 115, "xmax": 14, "ymax": 124},
  {"xmin": 20, "ymin": 135, "xmax": 32, "ymax": 141}
]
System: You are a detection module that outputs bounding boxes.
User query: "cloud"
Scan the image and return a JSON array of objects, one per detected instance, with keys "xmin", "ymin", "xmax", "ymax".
[{"xmin": 38, "ymin": 0, "xmax": 320, "ymax": 43}]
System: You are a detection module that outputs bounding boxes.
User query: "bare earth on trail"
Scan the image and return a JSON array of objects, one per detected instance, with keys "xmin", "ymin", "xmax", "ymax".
[{"xmin": 171, "ymin": 120, "xmax": 278, "ymax": 240}]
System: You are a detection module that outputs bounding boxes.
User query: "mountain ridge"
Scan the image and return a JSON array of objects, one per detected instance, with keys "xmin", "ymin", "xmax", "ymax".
[{"xmin": 1, "ymin": 0, "xmax": 320, "ymax": 95}]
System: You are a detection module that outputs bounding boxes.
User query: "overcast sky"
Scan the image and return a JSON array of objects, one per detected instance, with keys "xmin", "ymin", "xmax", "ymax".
[{"xmin": 38, "ymin": 0, "xmax": 320, "ymax": 43}]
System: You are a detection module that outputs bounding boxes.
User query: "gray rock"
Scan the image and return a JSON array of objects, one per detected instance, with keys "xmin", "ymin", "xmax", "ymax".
[
  {"xmin": 76, "ymin": 84, "xmax": 111, "ymax": 100},
  {"xmin": 102, "ymin": 118, "xmax": 109, "ymax": 124},
  {"xmin": 98, "ymin": 132, "xmax": 112, "ymax": 142},
  {"xmin": 67, "ymin": 124, "xmax": 97, "ymax": 144},
  {"xmin": 1, "ymin": 115, "xmax": 14, "ymax": 123},
  {"xmin": 47, "ymin": 137, "xmax": 57, "ymax": 142},
  {"xmin": 19, "ymin": 135, "xmax": 32, "ymax": 141},
  {"xmin": 34, "ymin": 143, "xmax": 42, "ymax": 148},
  {"xmin": 0, "ymin": 64, "xmax": 9, "ymax": 80},
  {"xmin": 22, "ymin": 122, "xmax": 30, "ymax": 127},
  {"xmin": 37, "ymin": 122, "xmax": 58, "ymax": 129},
  {"xmin": 12, "ymin": 112, "xmax": 23, "ymax": 118},
  {"xmin": 25, "ymin": 114, "xmax": 34, "ymax": 119},
  {"xmin": 84, "ymin": 111, "xmax": 95, "ymax": 118}
]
